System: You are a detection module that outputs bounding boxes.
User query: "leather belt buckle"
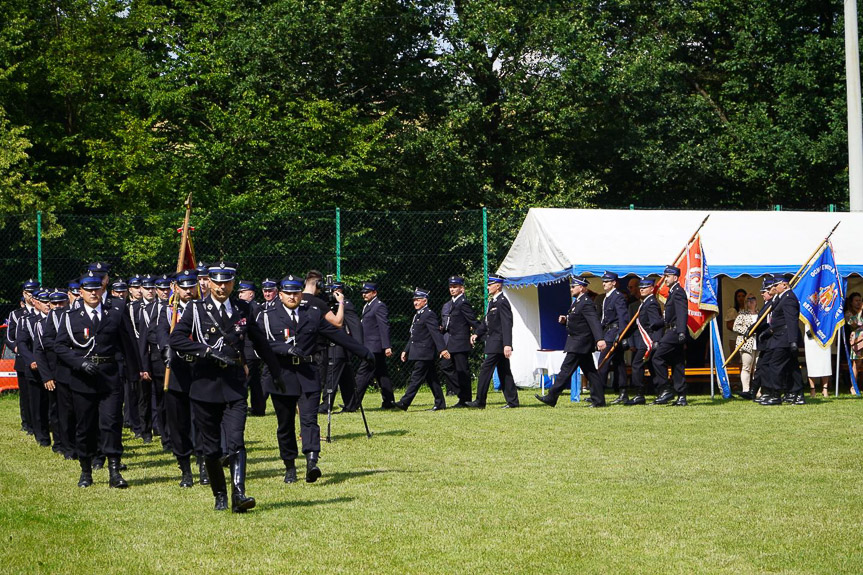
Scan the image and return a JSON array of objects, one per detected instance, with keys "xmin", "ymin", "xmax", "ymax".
[{"xmin": 292, "ymin": 356, "xmax": 301, "ymax": 365}]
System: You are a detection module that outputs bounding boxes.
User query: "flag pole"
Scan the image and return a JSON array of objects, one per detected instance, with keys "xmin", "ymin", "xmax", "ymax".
[
  {"xmin": 597, "ymin": 215, "xmax": 711, "ymax": 370},
  {"xmin": 164, "ymin": 193, "xmax": 193, "ymax": 392},
  {"xmin": 723, "ymin": 222, "xmax": 842, "ymax": 368}
]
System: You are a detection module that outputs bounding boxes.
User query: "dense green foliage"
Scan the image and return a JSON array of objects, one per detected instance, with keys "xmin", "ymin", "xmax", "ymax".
[
  {"xmin": 2, "ymin": 390, "xmax": 863, "ymax": 573},
  {"xmin": 0, "ymin": 1, "xmax": 854, "ymax": 214}
]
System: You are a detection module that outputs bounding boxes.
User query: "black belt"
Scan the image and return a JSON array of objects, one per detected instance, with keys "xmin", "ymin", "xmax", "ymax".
[
  {"xmin": 288, "ymin": 355, "xmax": 314, "ymax": 365},
  {"xmin": 665, "ymin": 323, "xmax": 677, "ymax": 330},
  {"xmin": 88, "ymin": 355, "xmax": 116, "ymax": 365}
]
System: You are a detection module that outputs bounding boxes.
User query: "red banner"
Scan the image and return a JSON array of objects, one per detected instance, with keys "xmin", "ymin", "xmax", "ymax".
[{"xmin": 657, "ymin": 235, "xmax": 717, "ymax": 338}]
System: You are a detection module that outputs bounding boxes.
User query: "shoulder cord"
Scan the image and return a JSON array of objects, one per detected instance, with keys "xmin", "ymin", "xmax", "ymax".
[
  {"xmin": 263, "ymin": 310, "xmax": 275, "ymax": 341},
  {"xmin": 129, "ymin": 304, "xmax": 141, "ymax": 339},
  {"xmin": 191, "ymin": 302, "xmax": 223, "ymax": 349},
  {"xmin": 64, "ymin": 312, "xmax": 95, "ymax": 355}
]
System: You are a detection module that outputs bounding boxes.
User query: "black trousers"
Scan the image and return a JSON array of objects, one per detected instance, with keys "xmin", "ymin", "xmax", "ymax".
[
  {"xmin": 321, "ymin": 356, "xmax": 356, "ymax": 410},
  {"xmin": 16, "ymin": 369, "xmax": 31, "ymax": 431},
  {"xmin": 192, "ymin": 398, "xmax": 247, "ymax": 459},
  {"xmin": 751, "ymin": 348, "xmax": 771, "ymax": 395},
  {"xmin": 475, "ymin": 352, "xmax": 519, "ymax": 407},
  {"xmin": 548, "ymin": 351, "xmax": 600, "ymax": 403},
  {"xmin": 400, "ymin": 359, "xmax": 445, "ymax": 408},
  {"xmin": 72, "ymin": 385, "xmax": 124, "ymax": 459},
  {"xmin": 55, "ymin": 381, "xmax": 77, "ymax": 457},
  {"xmin": 165, "ymin": 389, "xmax": 198, "ymax": 459},
  {"xmin": 652, "ymin": 341, "xmax": 686, "ymax": 395},
  {"xmin": 138, "ymin": 360, "xmax": 167, "ymax": 439},
  {"xmin": 352, "ymin": 352, "xmax": 395, "ymax": 408},
  {"xmin": 630, "ymin": 347, "xmax": 654, "ymax": 395},
  {"xmin": 767, "ymin": 347, "xmax": 798, "ymax": 394},
  {"xmin": 246, "ymin": 359, "xmax": 268, "ymax": 416},
  {"xmin": 272, "ymin": 391, "xmax": 321, "ymax": 461},
  {"xmin": 597, "ymin": 345, "xmax": 627, "ymax": 394},
  {"xmin": 123, "ymin": 371, "xmax": 142, "ymax": 433},
  {"xmin": 25, "ymin": 373, "xmax": 50, "ymax": 445},
  {"xmin": 440, "ymin": 351, "xmax": 472, "ymax": 403}
]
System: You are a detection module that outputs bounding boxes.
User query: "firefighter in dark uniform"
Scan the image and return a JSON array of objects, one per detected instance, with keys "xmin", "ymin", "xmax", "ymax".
[
  {"xmin": 467, "ymin": 274, "xmax": 519, "ymax": 409},
  {"xmin": 169, "ymin": 262, "xmax": 282, "ymax": 513},
  {"xmin": 138, "ymin": 273, "xmax": 172, "ymax": 448},
  {"xmin": 8, "ymin": 279, "xmax": 40, "ymax": 435},
  {"xmin": 259, "ymin": 276, "xmax": 373, "ymax": 483},
  {"xmin": 760, "ymin": 274, "xmax": 803, "ymax": 405},
  {"xmin": 535, "ymin": 276, "xmax": 607, "ymax": 407},
  {"xmin": 122, "ymin": 275, "xmax": 143, "ymax": 436},
  {"xmin": 318, "ymin": 281, "xmax": 363, "ymax": 414},
  {"xmin": 54, "ymin": 270, "xmax": 140, "ymax": 489},
  {"xmin": 159, "ymin": 269, "xmax": 209, "ymax": 487},
  {"xmin": 439, "ymin": 275, "xmax": 481, "ymax": 407},
  {"xmin": 17, "ymin": 290, "xmax": 51, "ymax": 446},
  {"xmin": 596, "ymin": 271, "xmax": 631, "ymax": 405},
  {"xmin": 395, "ymin": 288, "xmax": 450, "ymax": 411},
  {"xmin": 625, "ymin": 278, "xmax": 664, "ymax": 405},
  {"xmin": 237, "ymin": 279, "xmax": 267, "ymax": 417},
  {"xmin": 35, "ymin": 290, "xmax": 76, "ymax": 459},
  {"xmin": 651, "ymin": 265, "xmax": 689, "ymax": 405},
  {"xmin": 345, "ymin": 282, "xmax": 396, "ymax": 411}
]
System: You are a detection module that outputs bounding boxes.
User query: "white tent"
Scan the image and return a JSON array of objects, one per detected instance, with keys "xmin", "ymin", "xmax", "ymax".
[{"xmin": 496, "ymin": 208, "xmax": 863, "ymax": 386}]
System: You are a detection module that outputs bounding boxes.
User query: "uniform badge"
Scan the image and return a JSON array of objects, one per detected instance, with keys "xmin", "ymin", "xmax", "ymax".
[
  {"xmin": 206, "ymin": 304, "xmax": 213, "ymax": 311},
  {"xmin": 210, "ymin": 326, "xmax": 217, "ymax": 333}
]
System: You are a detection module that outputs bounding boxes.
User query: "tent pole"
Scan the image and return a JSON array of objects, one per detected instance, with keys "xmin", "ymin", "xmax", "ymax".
[
  {"xmin": 837, "ymin": 325, "xmax": 844, "ymax": 397},
  {"xmin": 710, "ymin": 319, "xmax": 715, "ymax": 399}
]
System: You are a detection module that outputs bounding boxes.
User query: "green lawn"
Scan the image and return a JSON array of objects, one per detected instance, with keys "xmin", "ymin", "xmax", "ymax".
[{"xmin": 1, "ymin": 389, "xmax": 862, "ymax": 574}]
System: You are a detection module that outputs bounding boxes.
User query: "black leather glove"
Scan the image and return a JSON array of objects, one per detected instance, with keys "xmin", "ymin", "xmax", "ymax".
[
  {"xmin": 80, "ymin": 360, "xmax": 98, "ymax": 376},
  {"xmin": 279, "ymin": 343, "xmax": 305, "ymax": 358},
  {"xmin": 677, "ymin": 332, "xmax": 686, "ymax": 343},
  {"xmin": 206, "ymin": 347, "xmax": 238, "ymax": 367},
  {"xmin": 161, "ymin": 346, "xmax": 171, "ymax": 367}
]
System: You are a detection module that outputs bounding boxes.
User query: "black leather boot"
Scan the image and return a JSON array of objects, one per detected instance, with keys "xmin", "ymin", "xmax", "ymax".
[
  {"xmin": 107, "ymin": 457, "xmax": 129, "ymax": 489},
  {"xmin": 78, "ymin": 457, "xmax": 93, "ymax": 488},
  {"xmin": 306, "ymin": 452, "xmax": 322, "ymax": 483},
  {"xmin": 284, "ymin": 460, "xmax": 297, "ymax": 484},
  {"xmin": 610, "ymin": 391, "xmax": 628, "ymax": 405},
  {"xmin": 178, "ymin": 456, "xmax": 194, "ymax": 488},
  {"xmin": 197, "ymin": 456, "xmax": 210, "ymax": 485},
  {"xmin": 205, "ymin": 456, "xmax": 228, "ymax": 511},
  {"xmin": 230, "ymin": 450, "xmax": 256, "ymax": 513}
]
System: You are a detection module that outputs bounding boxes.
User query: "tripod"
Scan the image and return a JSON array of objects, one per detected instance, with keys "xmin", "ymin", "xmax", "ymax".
[{"xmin": 324, "ymin": 352, "xmax": 372, "ymax": 442}]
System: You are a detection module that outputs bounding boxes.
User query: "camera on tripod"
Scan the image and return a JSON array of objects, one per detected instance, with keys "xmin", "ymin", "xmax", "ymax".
[{"xmin": 323, "ymin": 274, "xmax": 338, "ymax": 306}]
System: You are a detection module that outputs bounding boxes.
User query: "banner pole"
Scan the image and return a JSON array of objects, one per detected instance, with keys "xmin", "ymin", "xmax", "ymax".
[
  {"xmin": 163, "ymin": 193, "xmax": 193, "ymax": 392},
  {"xmin": 710, "ymin": 318, "xmax": 715, "ymax": 399},
  {"xmin": 836, "ymin": 325, "xmax": 842, "ymax": 398}
]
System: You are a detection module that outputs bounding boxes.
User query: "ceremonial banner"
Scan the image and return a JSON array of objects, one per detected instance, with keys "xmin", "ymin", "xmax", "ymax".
[
  {"xmin": 710, "ymin": 319, "xmax": 731, "ymax": 399},
  {"xmin": 792, "ymin": 242, "xmax": 844, "ymax": 348},
  {"xmin": 658, "ymin": 234, "xmax": 719, "ymax": 338}
]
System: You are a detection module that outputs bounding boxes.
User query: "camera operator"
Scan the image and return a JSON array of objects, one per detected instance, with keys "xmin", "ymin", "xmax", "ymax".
[{"xmin": 317, "ymin": 281, "xmax": 363, "ymax": 414}]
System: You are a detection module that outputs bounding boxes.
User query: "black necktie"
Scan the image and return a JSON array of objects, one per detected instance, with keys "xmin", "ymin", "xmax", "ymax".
[
  {"xmin": 92, "ymin": 309, "xmax": 100, "ymax": 329},
  {"xmin": 219, "ymin": 305, "xmax": 228, "ymax": 323}
]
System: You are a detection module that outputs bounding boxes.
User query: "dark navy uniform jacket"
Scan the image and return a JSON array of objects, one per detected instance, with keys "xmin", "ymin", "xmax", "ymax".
[
  {"xmin": 630, "ymin": 295, "xmax": 664, "ymax": 351},
  {"xmin": 35, "ymin": 308, "xmax": 71, "ymax": 384},
  {"xmin": 169, "ymin": 295, "xmax": 281, "ymax": 403},
  {"xmin": 440, "ymin": 294, "xmax": 480, "ymax": 354},
  {"xmin": 15, "ymin": 311, "xmax": 43, "ymax": 382},
  {"xmin": 328, "ymin": 299, "xmax": 364, "ymax": 361},
  {"xmin": 54, "ymin": 299, "xmax": 139, "ymax": 394},
  {"xmin": 660, "ymin": 283, "xmax": 689, "ymax": 344},
  {"xmin": 360, "ymin": 297, "xmax": 391, "ymax": 353},
  {"xmin": 405, "ymin": 306, "xmax": 446, "ymax": 361},
  {"xmin": 475, "ymin": 293, "xmax": 513, "ymax": 353},
  {"xmin": 766, "ymin": 290, "xmax": 800, "ymax": 350},
  {"xmin": 563, "ymin": 294, "xmax": 603, "ymax": 354},
  {"xmin": 258, "ymin": 301, "xmax": 372, "ymax": 396},
  {"xmin": 600, "ymin": 288, "xmax": 630, "ymax": 342},
  {"xmin": 10, "ymin": 306, "xmax": 32, "ymax": 371},
  {"xmin": 157, "ymin": 302, "xmax": 195, "ymax": 393},
  {"xmin": 138, "ymin": 298, "xmax": 169, "ymax": 373}
]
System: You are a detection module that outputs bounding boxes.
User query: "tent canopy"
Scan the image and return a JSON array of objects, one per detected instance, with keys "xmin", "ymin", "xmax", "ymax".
[{"xmin": 498, "ymin": 209, "xmax": 862, "ymax": 286}]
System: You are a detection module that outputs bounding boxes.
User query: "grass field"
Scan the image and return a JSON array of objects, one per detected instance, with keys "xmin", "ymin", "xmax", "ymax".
[{"xmin": 1, "ymin": 389, "xmax": 862, "ymax": 574}]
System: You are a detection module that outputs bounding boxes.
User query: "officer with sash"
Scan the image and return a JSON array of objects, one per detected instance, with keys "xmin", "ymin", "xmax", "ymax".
[
  {"xmin": 625, "ymin": 278, "xmax": 663, "ymax": 405},
  {"xmin": 54, "ymin": 270, "xmax": 140, "ymax": 489},
  {"xmin": 651, "ymin": 265, "xmax": 688, "ymax": 406},
  {"xmin": 258, "ymin": 275, "xmax": 374, "ymax": 484},
  {"xmin": 170, "ymin": 261, "xmax": 282, "ymax": 512},
  {"xmin": 535, "ymin": 276, "xmax": 606, "ymax": 407}
]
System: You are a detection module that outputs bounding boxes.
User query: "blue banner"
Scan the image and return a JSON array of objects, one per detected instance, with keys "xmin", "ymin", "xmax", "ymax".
[
  {"xmin": 841, "ymin": 326, "xmax": 860, "ymax": 395},
  {"xmin": 710, "ymin": 319, "xmax": 731, "ymax": 399},
  {"xmin": 792, "ymin": 242, "xmax": 844, "ymax": 348}
]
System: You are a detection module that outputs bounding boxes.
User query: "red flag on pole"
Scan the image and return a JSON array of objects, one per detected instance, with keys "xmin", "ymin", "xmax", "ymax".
[{"xmin": 657, "ymin": 234, "xmax": 717, "ymax": 338}]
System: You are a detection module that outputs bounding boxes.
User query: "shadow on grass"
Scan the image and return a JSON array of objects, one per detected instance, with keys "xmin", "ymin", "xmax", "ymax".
[
  {"xmin": 258, "ymin": 496, "xmax": 356, "ymax": 511},
  {"xmin": 327, "ymin": 428, "xmax": 409, "ymax": 441},
  {"xmin": 320, "ymin": 468, "xmax": 411, "ymax": 486}
]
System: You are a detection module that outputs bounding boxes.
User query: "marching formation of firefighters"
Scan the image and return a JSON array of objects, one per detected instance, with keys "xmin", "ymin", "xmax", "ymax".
[{"xmin": 8, "ymin": 256, "xmax": 803, "ymax": 513}]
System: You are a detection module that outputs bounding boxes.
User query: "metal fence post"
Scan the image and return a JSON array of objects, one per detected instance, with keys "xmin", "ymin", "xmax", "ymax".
[
  {"xmin": 482, "ymin": 207, "xmax": 488, "ymax": 300},
  {"xmin": 335, "ymin": 207, "xmax": 341, "ymax": 281},
  {"xmin": 36, "ymin": 210, "xmax": 42, "ymax": 283}
]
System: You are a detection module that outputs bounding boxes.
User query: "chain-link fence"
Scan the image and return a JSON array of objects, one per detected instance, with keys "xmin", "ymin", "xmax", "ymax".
[{"xmin": 0, "ymin": 208, "xmax": 527, "ymax": 386}]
